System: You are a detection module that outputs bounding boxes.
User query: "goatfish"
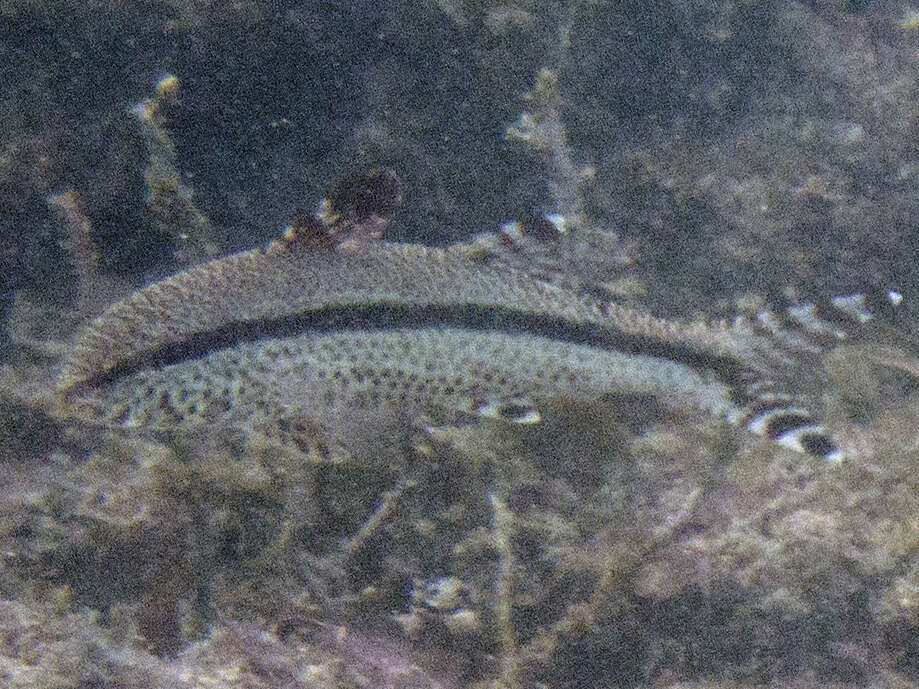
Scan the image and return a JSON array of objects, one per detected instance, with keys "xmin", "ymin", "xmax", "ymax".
[{"xmin": 55, "ymin": 174, "xmax": 894, "ymax": 463}]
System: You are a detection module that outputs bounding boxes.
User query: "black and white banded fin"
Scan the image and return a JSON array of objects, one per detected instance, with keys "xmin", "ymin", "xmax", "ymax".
[
  {"xmin": 744, "ymin": 403, "xmax": 843, "ymax": 463},
  {"xmin": 458, "ymin": 212, "xmax": 633, "ymax": 298},
  {"xmin": 737, "ymin": 371, "xmax": 844, "ymax": 463},
  {"xmin": 460, "ymin": 213, "xmax": 571, "ymax": 285},
  {"xmin": 475, "ymin": 398, "xmax": 542, "ymax": 424},
  {"xmin": 739, "ymin": 287, "xmax": 908, "ymax": 462},
  {"xmin": 750, "ymin": 288, "xmax": 906, "ymax": 352}
]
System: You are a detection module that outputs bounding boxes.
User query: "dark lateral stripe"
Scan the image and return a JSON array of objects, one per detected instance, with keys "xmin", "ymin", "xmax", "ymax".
[{"xmin": 67, "ymin": 302, "xmax": 751, "ymax": 395}]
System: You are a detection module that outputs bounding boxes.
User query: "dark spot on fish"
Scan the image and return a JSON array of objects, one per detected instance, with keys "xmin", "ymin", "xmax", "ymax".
[
  {"xmin": 799, "ymin": 432, "xmax": 837, "ymax": 458},
  {"xmin": 765, "ymin": 412, "xmax": 813, "ymax": 439},
  {"xmin": 494, "ymin": 403, "xmax": 533, "ymax": 421}
]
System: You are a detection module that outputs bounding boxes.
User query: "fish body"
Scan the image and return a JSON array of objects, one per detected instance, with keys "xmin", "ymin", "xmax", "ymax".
[{"xmin": 56, "ymin": 227, "xmax": 858, "ymax": 462}]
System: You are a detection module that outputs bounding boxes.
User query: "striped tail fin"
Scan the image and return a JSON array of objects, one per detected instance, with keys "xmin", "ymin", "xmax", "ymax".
[
  {"xmin": 738, "ymin": 288, "xmax": 907, "ymax": 462},
  {"xmin": 741, "ymin": 379, "xmax": 843, "ymax": 462}
]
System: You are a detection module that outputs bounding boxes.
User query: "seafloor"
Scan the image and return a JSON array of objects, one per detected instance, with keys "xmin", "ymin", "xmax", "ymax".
[{"xmin": 3, "ymin": 1, "xmax": 919, "ymax": 688}]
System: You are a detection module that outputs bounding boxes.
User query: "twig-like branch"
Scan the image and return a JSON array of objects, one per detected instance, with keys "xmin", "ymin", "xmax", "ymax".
[
  {"xmin": 490, "ymin": 490, "xmax": 520, "ymax": 689},
  {"xmin": 343, "ymin": 478, "xmax": 416, "ymax": 561},
  {"xmin": 505, "ymin": 68, "xmax": 595, "ymax": 230},
  {"xmin": 131, "ymin": 74, "xmax": 220, "ymax": 266},
  {"xmin": 47, "ymin": 190, "xmax": 103, "ymax": 316}
]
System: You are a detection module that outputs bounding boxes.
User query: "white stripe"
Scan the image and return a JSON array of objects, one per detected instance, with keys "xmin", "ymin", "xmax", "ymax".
[
  {"xmin": 774, "ymin": 424, "xmax": 829, "ymax": 452},
  {"xmin": 499, "ymin": 220, "xmax": 524, "ymax": 244},
  {"xmin": 830, "ymin": 294, "xmax": 872, "ymax": 324},
  {"xmin": 787, "ymin": 303, "xmax": 846, "ymax": 338},
  {"xmin": 544, "ymin": 213, "xmax": 567, "ymax": 234},
  {"xmin": 748, "ymin": 407, "xmax": 811, "ymax": 436}
]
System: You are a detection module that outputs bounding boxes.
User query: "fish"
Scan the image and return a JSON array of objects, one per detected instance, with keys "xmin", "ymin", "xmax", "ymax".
[{"xmin": 54, "ymin": 178, "xmax": 898, "ymax": 464}]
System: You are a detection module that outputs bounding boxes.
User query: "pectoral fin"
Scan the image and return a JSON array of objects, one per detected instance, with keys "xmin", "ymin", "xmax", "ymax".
[{"xmin": 474, "ymin": 398, "xmax": 542, "ymax": 424}]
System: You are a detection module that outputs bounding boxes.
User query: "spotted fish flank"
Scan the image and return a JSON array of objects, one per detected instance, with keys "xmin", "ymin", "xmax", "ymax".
[{"xmin": 55, "ymin": 207, "xmax": 895, "ymax": 463}]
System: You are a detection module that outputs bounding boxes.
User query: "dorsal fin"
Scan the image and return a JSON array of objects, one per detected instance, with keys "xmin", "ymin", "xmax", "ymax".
[
  {"xmin": 282, "ymin": 168, "xmax": 403, "ymax": 253},
  {"xmin": 456, "ymin": 213, "xmax": 635, "ymax": 300},
  {"xmin": 743, "ymin": 288, "xmax": 907, "ymax": 353}
]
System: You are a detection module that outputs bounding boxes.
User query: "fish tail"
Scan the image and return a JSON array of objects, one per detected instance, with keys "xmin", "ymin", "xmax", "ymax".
[{"xmin": 736, "ymin": 288, "xmax": 907, "ymax": 462}]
